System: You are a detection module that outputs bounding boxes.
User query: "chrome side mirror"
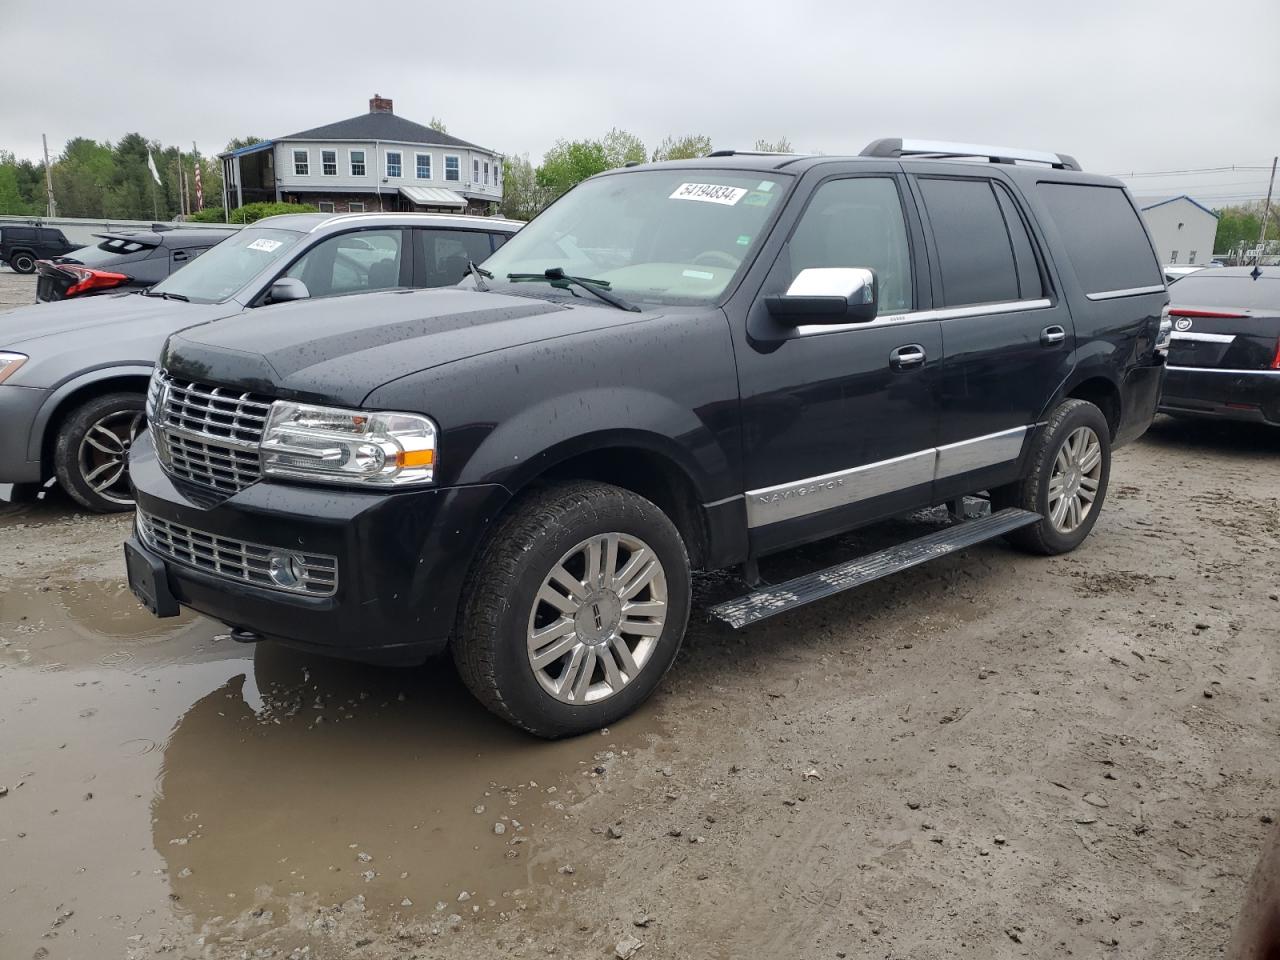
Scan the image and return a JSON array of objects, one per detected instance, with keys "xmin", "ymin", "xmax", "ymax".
[
  {"xmin": 267, "ymin": 277, "xmax": 310, "ymax": 304},
  {"xmin": 765, "ymin": 267, "xmax": 878, "ymax": 325}
]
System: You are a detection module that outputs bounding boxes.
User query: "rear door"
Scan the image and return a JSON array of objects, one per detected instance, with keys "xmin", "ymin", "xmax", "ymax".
[
  {"xmin": 907, "ymin": 169, "xmax": 1074, "ymax": 499},
  {"xmin": 735, "ymin": 166, "xmax": 943, "ymax": 555},
  {"xmin": 412, "ymin": 228, "xmax": 494, "ymax": 287}
]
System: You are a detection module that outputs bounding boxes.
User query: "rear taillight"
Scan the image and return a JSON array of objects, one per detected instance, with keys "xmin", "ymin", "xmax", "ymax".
[
  {"xmin": 58, "ymin": 264, "xmax": 129, "ymax": 297},
  {"xmin": 1155, "ymin": 304, "xmax": 1172, "ymax": 357},
  {"xmin": 1168, "ymin": 308, "xmax": 1249, "ymax": 319},
  {"xmin": 1271, "ymin": 337, "xmax": 1280, "ymax": 371}
]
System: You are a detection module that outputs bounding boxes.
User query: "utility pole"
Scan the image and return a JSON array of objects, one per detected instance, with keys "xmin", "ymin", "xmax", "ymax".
[
  {"xmin": 1257, "ymin": 155, "xmax": 1277, "ymax": 259},
  {"xmin": 41, "ymin": 134, "xmax": 57, "ymax": 218}
]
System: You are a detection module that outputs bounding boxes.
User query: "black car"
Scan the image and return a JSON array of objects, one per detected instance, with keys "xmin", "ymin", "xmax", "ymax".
[
  {"xmin": 1159, "ymin": 266, "xmax": 1280, "ymax": 425},
  {"xmin": 36, "ymin": 228, "xmax": 237, "ymax": 302},
  {"xmin": 125, "ymin": 138, "xmax": 1168, "ymax": 737},
  {"xmin": 1, "ymin": 225, "xmax": 76, "ymax": 273}
]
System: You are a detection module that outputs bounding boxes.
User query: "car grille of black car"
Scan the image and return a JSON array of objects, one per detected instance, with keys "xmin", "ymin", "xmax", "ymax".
[
  {"xmin": 150, "ymin": 371, "xmax": 273, "ymax": 497},
  {"xmin": 136, "ymin": 508, "xmax": 338, "ymax": 597}
]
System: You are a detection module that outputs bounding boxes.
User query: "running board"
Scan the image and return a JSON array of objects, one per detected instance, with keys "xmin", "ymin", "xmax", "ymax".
[{"xmin": 707, "ymin": 508, "xmax": 1040, "ymax": 629}]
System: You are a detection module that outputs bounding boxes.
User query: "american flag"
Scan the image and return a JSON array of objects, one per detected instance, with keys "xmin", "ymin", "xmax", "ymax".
[{"xmin": 193, "ymin": 160, "xmax": 204, "ymax": 211}]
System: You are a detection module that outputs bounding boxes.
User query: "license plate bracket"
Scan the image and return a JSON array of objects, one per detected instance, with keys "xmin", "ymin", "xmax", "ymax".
[{"xmin": 124, "ymin": 536, "xmax": 180, "ymax": 617}]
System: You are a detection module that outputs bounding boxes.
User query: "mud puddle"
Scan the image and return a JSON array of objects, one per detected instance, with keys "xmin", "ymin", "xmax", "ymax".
[{"xmin": 1, "ymin": 568, "xmax": 663, "ymax": 957}]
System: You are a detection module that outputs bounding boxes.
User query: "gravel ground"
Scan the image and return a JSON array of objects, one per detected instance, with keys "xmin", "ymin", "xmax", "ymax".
[
  {"xmin": 0, "ymin": 266, "xmax": 36, "ymax": 311},
  {"xmin": 0, "ymin": 279, "xmax": 1277, "ymax": 957}
]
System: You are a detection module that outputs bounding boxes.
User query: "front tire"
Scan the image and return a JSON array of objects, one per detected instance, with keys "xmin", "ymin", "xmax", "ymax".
[
  {"xmin": 994, "ymin": 398, "xmax": 1111, "ymax": 555},
  {"xmin": 10, "ymin": 251, "xmax": 36, "ymax": 274},
  {"xmin": 453, "ymin": 481, "xmax": 691, "ymax": 738},
  {"xmin": 53, "ymin": 392, "xmax": 146, "ymax": 513}
]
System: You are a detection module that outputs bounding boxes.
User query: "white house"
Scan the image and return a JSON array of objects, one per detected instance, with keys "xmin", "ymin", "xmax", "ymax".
[
  {"xmin": 1137, "ymin": 195, "xmax": 1220, "ymax": 266},
  {"xmin": 220, "ymin": 95, "xmax": 503, "ymax": 216}
]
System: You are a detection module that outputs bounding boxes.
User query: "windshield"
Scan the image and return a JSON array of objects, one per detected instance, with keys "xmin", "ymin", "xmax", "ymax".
[
  {"xmin": 150, "ymin": 227, "xmax": 303, "ymax": 304},
  {"xmin": 482, "ymin": 170, "xmax": 789, "ymax": 305},
  {"xmin": 1171, "ymin": 273, "xmax": 1280, "ymax": 310}
]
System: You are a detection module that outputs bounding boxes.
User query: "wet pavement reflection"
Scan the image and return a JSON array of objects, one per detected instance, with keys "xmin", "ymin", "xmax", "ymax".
[{"xmin": 1, "ymin": 529, "xmax": 660, "ymax": 956}]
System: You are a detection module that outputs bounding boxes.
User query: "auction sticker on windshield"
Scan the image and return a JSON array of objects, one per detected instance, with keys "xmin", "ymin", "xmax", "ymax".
[
  {"xmin": 247, "ymin": 238, "xmax": 284, "ymax": 253},
  {"xmin": 670, "ymin": 183, "xmax": 748, "ymax": 205}
]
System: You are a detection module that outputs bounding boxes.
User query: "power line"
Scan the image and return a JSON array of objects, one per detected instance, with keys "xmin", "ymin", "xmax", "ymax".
[{"xmin": 1105, "ymin": 164, "xmax": 1273, "ymax": 178}]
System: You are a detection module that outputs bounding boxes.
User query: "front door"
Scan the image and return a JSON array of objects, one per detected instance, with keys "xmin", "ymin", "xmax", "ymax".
[{"xmin": 735, "ymin": 172, "xmax": 942, "ymax": 556}]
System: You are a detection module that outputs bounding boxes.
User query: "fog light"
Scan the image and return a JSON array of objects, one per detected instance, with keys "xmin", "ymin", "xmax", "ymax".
[{"xmin": 267, "ymin": 551, "xmax": 306, "ymax": 589}]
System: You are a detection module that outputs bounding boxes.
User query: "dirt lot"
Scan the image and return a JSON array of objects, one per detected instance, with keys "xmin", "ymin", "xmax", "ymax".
[
  {"xmin": 1, "ymin": 271, "xmax": 1277, "ymax": 958},
  {"xmin": 0, "ymin": 265, "xmax": 37, "ymax": 311}
]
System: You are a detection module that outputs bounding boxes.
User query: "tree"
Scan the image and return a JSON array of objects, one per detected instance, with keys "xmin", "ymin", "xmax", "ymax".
[
  {"xmin": 651, "ymin": 134, "xmax": 713, "ymax": 162},
  {"xmin": 498, "ymin": 153, "xmax": 550, "ymax": 221},
  {"xmin": 429, "ymin": 117, "xmax": 448, "ymax": 134},
  {"xmin": 50, "ymin": 138, "xmax": 114, "ymax": 217},
  {"xmin": 224, "ymin": 136, "xmax": 264, "ymax": 153},
  {"xmin": 602, "ymin": 128, "xmax": 646, "ymax": 169},
  {"xmin": 537, "ymin": 139, "xmax": 608, "ymax": 199},
  {"xmin": 1213, "ymin": 201, "xmax": 1280, "ymax": 255},
  {"xmin": 0, "ymin": 151, "xmax": 41, "ymax": 215},
  {"xmin": 754, "ymin": 137, "xmax": 793, "ymax": 153}
]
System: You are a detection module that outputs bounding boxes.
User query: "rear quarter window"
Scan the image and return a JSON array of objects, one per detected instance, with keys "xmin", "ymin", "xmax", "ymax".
[{"xmin": 1036, "ymin": 182, "xmax": 1162, "ymax": 296}]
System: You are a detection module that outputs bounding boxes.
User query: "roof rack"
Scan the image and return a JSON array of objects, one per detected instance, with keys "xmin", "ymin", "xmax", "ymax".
[
  {"xmin": 706, "ymin": 149, "xmax": 798, "ymax": 157},
  {"xmin": 860, "ymin": 138, "xmax": 1081, "ymax": 171}
]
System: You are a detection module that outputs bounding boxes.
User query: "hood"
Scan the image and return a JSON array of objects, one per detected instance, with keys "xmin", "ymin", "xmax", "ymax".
[
  {"xmin": 163, "ymin": 287, "xmax": 658, "ymax": 406},
  {"xmin": 0, "ymin": 292, "xmax": 239, "ymax": 389}
]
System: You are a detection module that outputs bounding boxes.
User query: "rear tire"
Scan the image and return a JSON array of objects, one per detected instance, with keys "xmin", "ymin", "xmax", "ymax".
[
  {"xmin": 453, "ymin": 481, "xmax": 691, "ymax": 738},
  {"xmin": 993, "ymin": 398, "xmax": 1111, "ymax": 555},
  {"xmin": 10, "ymin": 251, "xmax": 36, "ymax": 274},
  {"xmin": 54, "ymin": 392, "xmax": 146, "ymax": 513}
]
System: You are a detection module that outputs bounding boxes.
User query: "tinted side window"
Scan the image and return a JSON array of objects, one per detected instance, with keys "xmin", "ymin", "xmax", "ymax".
[
  {"xmin": 416, "ymin": 229, "xmax": 494, "ymax": 287},
  {"xmin": 993, "ymin": 184, "xmax": 1044, "ymax": 300},
  {"xmin": 285, "ymin": 229, "xmax": 405, "ymax": 297},
  {"xmin": 1036, "ymin": 183, "xmax": 1162, "ymax": 295},
  {"xmin": 918, "ymin": 177, "xmax": 1019, "ymax": 307},
  {"xmin": 787, "ymin": 177, "xmax": 913, "ymax": 314}
]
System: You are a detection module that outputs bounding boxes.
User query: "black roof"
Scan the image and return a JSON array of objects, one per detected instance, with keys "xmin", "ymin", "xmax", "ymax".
[{"xmin": 280, "ymin": 111, "xmax": 491, "ymax": 152}]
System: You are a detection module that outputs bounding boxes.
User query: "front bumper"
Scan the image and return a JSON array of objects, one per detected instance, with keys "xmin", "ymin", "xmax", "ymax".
[
  {"xmin": 127, "ymin": 432, "xmax": 512, "ymax": 664},
  {"xmin": 1159, "ymin": 366, "xmax": 1280, "ymax": 426},
  {"xmin": 0, "ymin": 384, "xmax": 50, "ymax": 483}
]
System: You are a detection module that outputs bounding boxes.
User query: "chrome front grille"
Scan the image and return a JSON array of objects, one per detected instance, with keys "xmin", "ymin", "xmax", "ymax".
[
  {"xmin": 151, "ymin": 371, "xmax": 274, "ymax": 496},
  {"xmin": 137, "ymin": 509, "xmax": 338, "ymax": 597}
]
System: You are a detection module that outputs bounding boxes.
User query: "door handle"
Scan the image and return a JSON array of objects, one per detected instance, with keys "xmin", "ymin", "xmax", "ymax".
[
  {"xmin": 889, "ymin": 344, "xmax": 926, "ymax": 370},
  {"xmin": 172, "ymin": 251, "xmax": 189, "ymax": 263},
  {"xmin": 1040, "ymin": 324, "xmax": 1066, "ymax": 346}
]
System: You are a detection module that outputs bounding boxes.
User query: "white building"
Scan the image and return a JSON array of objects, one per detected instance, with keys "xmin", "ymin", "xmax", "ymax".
[
  {"xmin": 220, "ymin": 95, "xmax": 503, "ymax": 216},
  {"xmin": 1137, "ymin": 195, "xmax": 1220, "ymax": 266}
]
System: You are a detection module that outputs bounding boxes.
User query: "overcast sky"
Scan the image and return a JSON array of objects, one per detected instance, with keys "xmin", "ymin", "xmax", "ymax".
[{"xmin": 2, "ymin": 0, "xmax": 1277, "ymax": 202}]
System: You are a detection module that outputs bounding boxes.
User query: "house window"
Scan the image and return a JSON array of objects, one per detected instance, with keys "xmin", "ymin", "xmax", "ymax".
[
  {"xmin": 416, "ymin": 153, "xmax": 432, "ymax": 179},
  {"xmin": 386, "ymin": 151, "xmax": 402, "ymax": 178},
  {"xmin": 321, "ymin": 150, "xmax": 337, "ymax": 176},
  {"xmin": 445, "ymin": 155, "xmax": 460, "ymax": 181},
  {"xmin": 1188, "ymin": 250, "xmax": 1197, "ymax": 264},
  {"xmin": 350, "ymin": 150, "xmax": 366, "ymax": 177},
  {"xmin": 494, "ymin": 160, "xmax": 501, "ymax": 187},
  {"xmin": 349, "ymin": 201, "xmax": 366, "ymax": 213},
  {"xmin": 293, "ymin": 149, "xmax": 309, "ymax": 176},
  {"xmin": 1170, "ymin": 250, "xmax": 1178, "ymax": 263},
  {"xmin": 473, "ymin": 158, "xmax": 480, "ymax": 184},
  {"xmin": 483, "ymin": 161, "xmax": 490, "ymax": 185},
  {"xmin": 317, "ymin": 200, "xmax": 335, "ymax": 213}
]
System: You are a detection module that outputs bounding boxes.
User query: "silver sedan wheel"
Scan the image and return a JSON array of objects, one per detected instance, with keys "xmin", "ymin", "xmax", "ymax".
[
  {"xmin": 526, "ymin": 532, "xmax": 668, "ymax": 705},
  {"xmin": 1048, "ymin": 425, "xmax": 1102, "ymax": 533},
  {"xmin": 78, "ymin": 410, "xmax": 145, "ymax": 506}
]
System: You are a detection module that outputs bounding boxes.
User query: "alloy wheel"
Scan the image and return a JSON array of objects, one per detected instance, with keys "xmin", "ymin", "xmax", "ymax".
[
  {"xmin": 78, "ymin": 410, "xmax": 145, "ymax": 506},
  {"xmin": 1048, "ymin": 425, "xmax": 1102, "ymax": 533},
  {"xmin": 526, "ymin": 532, "xmax": 668, "ymax": 705}
]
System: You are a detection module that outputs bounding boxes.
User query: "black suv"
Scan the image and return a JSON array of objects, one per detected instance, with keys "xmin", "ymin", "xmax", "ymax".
[
  {"xmin": 125, "ymin": 139, "xmax": 1169, "ymax": 737},
  {"xmin": 2, "ymin": 225, "xmax": 77, "ymax": 273}
]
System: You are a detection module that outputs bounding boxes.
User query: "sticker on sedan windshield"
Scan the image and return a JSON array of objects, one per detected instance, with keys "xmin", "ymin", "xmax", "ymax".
[
  {"xmin": 247, "ymin": 238, "xmax": 284, "ymax": 253},
  {"xmin": 669, "ymin": 183, "xmax": 748, "ymax": 205}
]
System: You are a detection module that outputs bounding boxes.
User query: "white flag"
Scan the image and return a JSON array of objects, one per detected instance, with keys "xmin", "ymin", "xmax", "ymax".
[{"xmin": 146, "ymin": 149, "xmax": 162, "ymax": 185}]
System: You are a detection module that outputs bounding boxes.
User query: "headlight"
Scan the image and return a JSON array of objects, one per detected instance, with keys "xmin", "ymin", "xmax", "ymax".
[
  {"xmin": 260, "ymin": 400, "xmax": 437, "ymax": 487},
  {"xmin": 0, "ymin": 352, "xmax": 29, "ymax": 384}
]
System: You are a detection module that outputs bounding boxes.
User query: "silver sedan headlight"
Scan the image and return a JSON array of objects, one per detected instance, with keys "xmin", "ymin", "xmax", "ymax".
[
  {"xmin": 0, "ymin": 352, "xmax": 29, "ymax": 384},
  {"xmin": 260, "ymin": 400, "xmax": 438, "ymax": 487}
]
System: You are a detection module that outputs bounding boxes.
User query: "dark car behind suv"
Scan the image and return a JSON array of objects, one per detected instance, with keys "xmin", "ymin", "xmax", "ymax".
[
  {"xmin": 1, "ymin": 225, "xmax": 77, "ymax": 273},
  {"xmin": 36, "ymin": 227, "xmax": 238, "ymax": 302},
  {"xmin": 125, "ymin": 139, "xmax": 1169, "ymax": 737}
]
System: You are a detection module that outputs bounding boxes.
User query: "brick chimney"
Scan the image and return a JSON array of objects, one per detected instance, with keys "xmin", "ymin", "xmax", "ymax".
[{"xmin": 369, "ymin": 94, "xmax": 393, "ymax": 114}]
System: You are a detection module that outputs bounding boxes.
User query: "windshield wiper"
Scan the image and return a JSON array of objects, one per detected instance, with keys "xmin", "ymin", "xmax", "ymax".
[
  {"xmin": 507, "ymin": 267, "xmax": 640, "ymax": 312},
  {"xmin": 142, "ymin": 289, "xmax": 190, "ymax": 302},
  {"xmin": 466, "ymin": 259, "xmax": 492, "ymax": 292}
]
